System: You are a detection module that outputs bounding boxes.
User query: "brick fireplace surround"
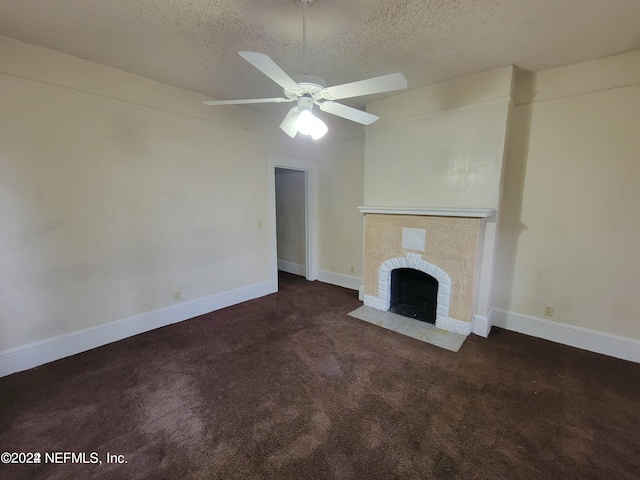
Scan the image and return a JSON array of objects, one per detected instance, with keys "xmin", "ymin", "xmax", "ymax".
[{"xmin": 358, "ymin": 207, "xmax": 494, "ymax": 335}]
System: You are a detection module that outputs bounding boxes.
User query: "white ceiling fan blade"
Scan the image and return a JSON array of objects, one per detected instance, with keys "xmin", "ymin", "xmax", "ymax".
[
  {"xmin": 319, "ymin": 101, "xmax": 379, "ymax": 125},
  {"xmin": 203, "ymin": 97, "xmax": 294, "ymax": 106},
  {"xmin": 322, "ymin": 73, "xmax": 407, "ymax": 100},
  {"xmin": 239, "ymin": 51, "xmax": 301, "ymax": 93}
]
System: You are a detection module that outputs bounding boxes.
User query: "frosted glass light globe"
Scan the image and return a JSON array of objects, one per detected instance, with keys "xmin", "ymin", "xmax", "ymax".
[{"xmin": 296, "ymin": 109, "xmax": 316, "ymax": 135}]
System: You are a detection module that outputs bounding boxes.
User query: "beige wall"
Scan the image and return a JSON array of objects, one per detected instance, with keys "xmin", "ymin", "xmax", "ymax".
[
  {"xmin": 0, "ymin": 36, "xmax": 365, "ymax": 351},
  {"xmin": 494, "ymin": 49, "xmax": 640, "ymax": 340},
  {"xmin": 275, "ymin": 168, "xmax": 306, "ymax": 267}
]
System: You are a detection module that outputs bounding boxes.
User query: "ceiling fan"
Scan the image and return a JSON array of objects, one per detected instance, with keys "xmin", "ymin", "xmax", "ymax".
[{"xmin": 202, "ymin": 0, "xmax": 407, "ymax": 140}]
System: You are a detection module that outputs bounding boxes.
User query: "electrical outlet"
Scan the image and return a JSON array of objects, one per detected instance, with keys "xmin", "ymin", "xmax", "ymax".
[
  {"xmin": 350, "ymin": 266, "xmax": 355, "ymax": 274},
  {"xmin": 173, "ymin": 291, "xmax": 181, "ymax": 302},
  {"xmin": 544, "ymin": 305, "xmax": 554, "ymax": 317}
]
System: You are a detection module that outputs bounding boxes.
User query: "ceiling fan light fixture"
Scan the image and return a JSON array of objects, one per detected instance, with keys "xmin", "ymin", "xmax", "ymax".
[
  {"xmin": 296, "ymin": 109, "xmax": 315, "ymax": 135},
  {"xmin": 294, "ymin": 96, "xmax": 327, "ymax": 140},
  {"xmin": 296, "ymin": 109, "xmax": 327, "ymax": 139},
  {"xmin": 309, "ymin": 116, "xmax": 328, "ymax": 140},
  {"xmin": 279, "ymin": 107, "xmax": 300, "ymax": 138}
]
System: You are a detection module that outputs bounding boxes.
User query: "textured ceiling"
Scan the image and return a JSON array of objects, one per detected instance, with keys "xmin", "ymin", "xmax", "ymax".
[{"xmin": 1, "ymin": 0, "xmax": 640, "ymax": 120}]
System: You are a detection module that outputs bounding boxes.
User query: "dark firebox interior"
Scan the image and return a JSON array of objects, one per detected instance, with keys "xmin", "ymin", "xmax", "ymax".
[{"xmin": 389, "ymin": 268, "xmax": 438, "ymax": 323}]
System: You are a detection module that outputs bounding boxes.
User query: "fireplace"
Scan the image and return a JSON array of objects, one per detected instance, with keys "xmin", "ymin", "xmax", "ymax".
[
  {"xmin": 358, "ymin": 207, "xmax": 494, "ymax": 335},
  {"xmin": 390, "ymin": 268, "xmax": 438, "ymax": 323},
  {"xmin": 365, "ymin": 252, "xmax": 453, "ymax": 328}
]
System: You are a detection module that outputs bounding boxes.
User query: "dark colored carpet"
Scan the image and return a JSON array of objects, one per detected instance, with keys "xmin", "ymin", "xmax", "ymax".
[{"xmin": 1, "ymin": 272, "xmax": 639, "ymax": 480}]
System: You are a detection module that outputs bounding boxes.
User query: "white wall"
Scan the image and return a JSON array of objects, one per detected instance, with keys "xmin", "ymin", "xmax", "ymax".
[
  {"xmin": 494, "ymin": 49, "xmax": 640, "ymax": 342},
  {"xmin": 0, "ymin": 39, "xmax": 278, "ymax": 353},
  {"xmin": 3, "ymin": 32, "xmax": 638, "ymax": 369},
  {"xmin": 0, "ymin": 36, "xmax": 365, "ymax": 367},
  {"xmin": 365, "ymin": 66, "xmax": 513, "ymax": 209},
  {"xmin": 316, "ymin": 137, "xmax": 365, "ymax": 282},
  {"xmin": 275, "ymin": 168, "xmax": 306, "ymax": 270},
  {"xmin": 364, "ymin": 67, "xmax": 513, "ymax": 322}
]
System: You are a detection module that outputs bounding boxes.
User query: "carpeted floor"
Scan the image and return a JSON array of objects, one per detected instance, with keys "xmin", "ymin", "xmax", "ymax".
[{"xmin": 1, "ymin": 272, "xmax": 639, "ymax": 480}]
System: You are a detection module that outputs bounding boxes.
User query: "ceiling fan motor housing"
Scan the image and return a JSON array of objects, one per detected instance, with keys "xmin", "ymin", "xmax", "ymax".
[{"xmin": 297, "ymin": 95, "xmax": 314, "ymax": 111}]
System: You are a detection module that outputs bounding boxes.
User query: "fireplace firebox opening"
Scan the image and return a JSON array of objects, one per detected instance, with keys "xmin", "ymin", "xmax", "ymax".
[{"xmin": 389, "ymin": 268, "xmax": 438, "ymax": 324}]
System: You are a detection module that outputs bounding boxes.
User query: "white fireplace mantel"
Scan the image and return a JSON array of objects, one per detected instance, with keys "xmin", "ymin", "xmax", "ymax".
[{"xmin": 357, "ymin": 206, "xmax": 495, "ymax": 218}]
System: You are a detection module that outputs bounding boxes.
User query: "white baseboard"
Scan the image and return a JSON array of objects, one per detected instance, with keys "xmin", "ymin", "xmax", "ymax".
[
  {"xmin": 277, "ymin": 260, "xmax": 306, "ymax": 276},
  {"xmin": 0, "ymin": 280, "xmax": 274, "ymax": 378},
  {"xmin": 472, "ymin": 314, "xmax": 491, "ymax": 338},
  {"xmin": 317, "ymin": 270, "xmax": 361, "ymax": 291},
  {"xmin": 277, "ymin": 264, "xmax": 361, "ymax": 291},
  {"xmin": 491, "ymin": 308, "xmax": 640, "ymax": 364}
]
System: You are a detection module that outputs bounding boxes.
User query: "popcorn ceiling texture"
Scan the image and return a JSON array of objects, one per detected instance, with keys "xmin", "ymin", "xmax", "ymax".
[
  {"xmin": 1, "ymin": 0, "xmax": 640, "ymax": 118},
  {"xmin": 364, "ymin": 214, "xmax": 482, "ymax": 323}
]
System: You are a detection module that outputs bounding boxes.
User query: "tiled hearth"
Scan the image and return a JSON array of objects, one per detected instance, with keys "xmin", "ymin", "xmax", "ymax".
[
  {"xmin": 358, "ymin": 207, "xmax": 494, "ymax": 337},
  {"xmin": 348, "ymin": 305, "xmax": 466, "ymax": 352}
]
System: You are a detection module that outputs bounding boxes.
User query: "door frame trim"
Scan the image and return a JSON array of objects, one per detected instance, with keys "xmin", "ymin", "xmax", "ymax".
[{"xmin": 267, "ymin": 155, "xmax": 317, "ymax": 292}]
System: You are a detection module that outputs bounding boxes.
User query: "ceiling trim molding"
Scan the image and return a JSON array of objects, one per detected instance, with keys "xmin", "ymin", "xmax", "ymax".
[
  {"xmin": 0, "ymin": 71, "xmax": 291, "ymax": 139},
  {"xmin": 365, "ymin": 95, "xmax": 511, "ymax": 130}
]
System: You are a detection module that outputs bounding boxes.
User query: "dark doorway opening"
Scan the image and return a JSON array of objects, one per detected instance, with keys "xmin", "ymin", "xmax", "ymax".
[{"xmin": 389, "ymin": 268, "xmax": 438, "ymax": 324}]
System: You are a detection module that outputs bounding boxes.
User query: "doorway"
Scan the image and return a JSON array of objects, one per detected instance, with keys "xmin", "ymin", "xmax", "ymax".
[
  {"xmin": 275, "ymin": 168, "xmax": 306, "ymax": 276},
  {"xmin": 267, "ymin": 155, "xmax": 317, "ymax": 293}
]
